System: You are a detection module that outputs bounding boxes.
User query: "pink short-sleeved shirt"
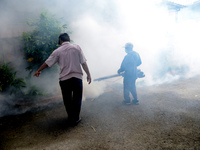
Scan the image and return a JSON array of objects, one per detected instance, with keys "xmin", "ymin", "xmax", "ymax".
[{"xmin": 45, "ymin": 42, "xmax": 87, "ymax": 81}]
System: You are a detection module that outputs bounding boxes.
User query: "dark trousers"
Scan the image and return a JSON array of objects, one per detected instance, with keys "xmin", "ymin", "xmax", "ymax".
[
  {"xmin": 123, "ymin": 77, "xmax": 137, "ymax": 102},
  {"xmin": 59, "ymin": 77, "xmax": 83, "ymax": 122}
]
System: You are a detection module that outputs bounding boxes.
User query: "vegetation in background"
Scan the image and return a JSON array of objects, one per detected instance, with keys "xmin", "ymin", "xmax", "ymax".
[
  {"xmin": 0, "ymin": 61, "xmax": 45, "ymax": 101},
  {"xmin": 21, "ymin": 10, "xmax": 68, "ymax": 73},
  {"xmin": 0, "ymin": 10, "xmax": 69, "ymax": 101},
  {"xmin": 19, "ymin": 10, "xmax": 70, "ymax": 98},
  {"xmin": 0, "ymin": 61, "xmax": 26, "ymax": 95}
]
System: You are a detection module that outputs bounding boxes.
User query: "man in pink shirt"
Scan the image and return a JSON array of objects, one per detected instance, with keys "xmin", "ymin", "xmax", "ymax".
[{"xmin": 34, "ymin": 33, "xmax": 91, "ymax": 126}]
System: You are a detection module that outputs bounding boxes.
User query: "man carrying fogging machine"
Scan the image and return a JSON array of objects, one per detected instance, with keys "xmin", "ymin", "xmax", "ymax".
[
  {"xmin": 118, "ymin": 43, "xmax": 143, "ymax": 105},
  {"xmin": 33, "ymin": 33, "xmax": 91, "ymax": 126}
]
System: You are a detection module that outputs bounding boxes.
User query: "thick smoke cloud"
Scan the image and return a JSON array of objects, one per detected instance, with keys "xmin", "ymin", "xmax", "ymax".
[
  {"xmin": 69, "ymin": 0, "xmax": 200, "ymax": 86},
  {"xmin": 0, "ymin": 0, "xmax": 200, "ymax": 116}
]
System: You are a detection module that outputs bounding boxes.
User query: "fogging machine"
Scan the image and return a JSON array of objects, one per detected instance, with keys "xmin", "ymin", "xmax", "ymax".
[{"xmin": 94, "ymin": 69, "xmax": 145, "ymax": 81}]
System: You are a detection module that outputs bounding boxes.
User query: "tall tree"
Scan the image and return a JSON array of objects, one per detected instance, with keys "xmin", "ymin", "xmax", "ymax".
[{"xmin": 22, "ymin": 10, "xmax": 68, "ymax": 73}]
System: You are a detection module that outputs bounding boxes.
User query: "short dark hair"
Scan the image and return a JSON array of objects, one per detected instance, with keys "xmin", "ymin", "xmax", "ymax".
[{"xmin": 59, "ymin": 33, "xmax": 70, "ymax": 42}]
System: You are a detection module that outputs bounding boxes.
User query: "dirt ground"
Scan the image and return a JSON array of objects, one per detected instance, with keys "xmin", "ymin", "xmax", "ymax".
[{"xmin": 0, "ymin": 76, "xmax": 200, "ymax": 150}]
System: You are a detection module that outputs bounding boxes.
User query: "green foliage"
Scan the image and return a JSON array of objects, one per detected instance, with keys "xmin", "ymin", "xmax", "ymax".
[
  {"xmin": 23, "ymin": 76, "xmax": 46, "ymax": 98},
  {"xmin": 0, "ymin": 61, "xmax": 45, "ymax": 99},
  {"xmin": 0, "ymin": 62, "xmax": 26, "ymax": 95},
  {"xmin": 24, "ymin": 85, "xmax": 45, "ymax": 96},
  {"xmin": 20, "ymin": 85, "xmax": 46, "ymax": 100},
  {"xmin": 22, "ymin": 10, "xmax": 68, "ymax": 73}
]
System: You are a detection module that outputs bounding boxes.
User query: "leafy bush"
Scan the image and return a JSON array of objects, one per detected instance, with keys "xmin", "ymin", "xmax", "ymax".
[
  {"xmin": 0, "ymin": 61, "xmax": 45, "ymax": 101},
  {"xmin": 0, "ymin": 62, "xmax": 26, "ymax": 95},
  {"xmin": 21, "ymin": 10, "xmax": 68, "ymax": 73}
]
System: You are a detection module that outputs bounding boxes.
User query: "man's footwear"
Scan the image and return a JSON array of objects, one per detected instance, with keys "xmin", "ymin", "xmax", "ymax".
[
  {"xmin": 132, "ymin": 99, "xmax": 139, "ymax": 105},
  {"xmin": 71, "ymin": 118, "xmax": 82, "ymax": 126},
  {"xmin": 123, "ymin": 100, "xmax": 131, "ymax": 105},
  {"xmin": 66, "ymin": 118, "xmax": 73, "ymax": 126},
  {"xmin": 75, "ymin": 118, "xmax": 82, "ymax": 124},
  {"xmin": 66, "ymin": 117, "xmax": 82, "ymax": 126}
]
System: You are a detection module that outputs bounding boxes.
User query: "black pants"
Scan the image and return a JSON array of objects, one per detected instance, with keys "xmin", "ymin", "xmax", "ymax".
[
  {"xmin": 123, "ymin": 77, "xmax": 137, "ymax": 102},
  {"xmin": 59, "ymin": 77, "xmax": 83, "ymax": 122}
]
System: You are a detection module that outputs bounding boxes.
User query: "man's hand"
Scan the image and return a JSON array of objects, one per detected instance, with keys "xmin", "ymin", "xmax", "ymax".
[
  {"xmin": 117, "ymin": 69, "xmax": 121, "ymax": 74},
  {"xmin": 81, "ymin": 62, "xmax": 92, "ymax": 84},
  {"xmin": 33, "ymin": 71, "xmax": 41, "ymax": 77},
  {"xmin": 87, "ymin": 75, "xmax": 92, "ymax": 84},
  {"xmin": 33, "ymin": 63, "xmax": 48, "ymax": 78}
]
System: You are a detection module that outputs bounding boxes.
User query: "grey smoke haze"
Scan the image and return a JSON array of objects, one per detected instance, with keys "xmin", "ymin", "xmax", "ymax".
[{"xmin": 0, "ymin": 0, "xmax": 200, "ymax": 116}]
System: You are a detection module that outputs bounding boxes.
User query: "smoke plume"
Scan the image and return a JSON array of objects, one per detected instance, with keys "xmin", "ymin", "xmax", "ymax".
[{"xmin": 0, "ymin": 0, "xmax": 200, "ymax": 116}]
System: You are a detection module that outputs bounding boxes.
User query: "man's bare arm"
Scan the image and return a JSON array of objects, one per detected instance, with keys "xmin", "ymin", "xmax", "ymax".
[
  {"xmin": 81, "ymin": 62, "xmax": 91, "ymax": 84},
  {"xmin": 33, "ymin": 62, "xmax": 48, "ymax": 77}
]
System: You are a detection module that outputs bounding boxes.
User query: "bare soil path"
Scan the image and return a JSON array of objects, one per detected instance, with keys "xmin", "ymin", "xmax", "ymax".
[{"xmin": 1, "ymin": 76, "xmax": 200, "ymax": 150}]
